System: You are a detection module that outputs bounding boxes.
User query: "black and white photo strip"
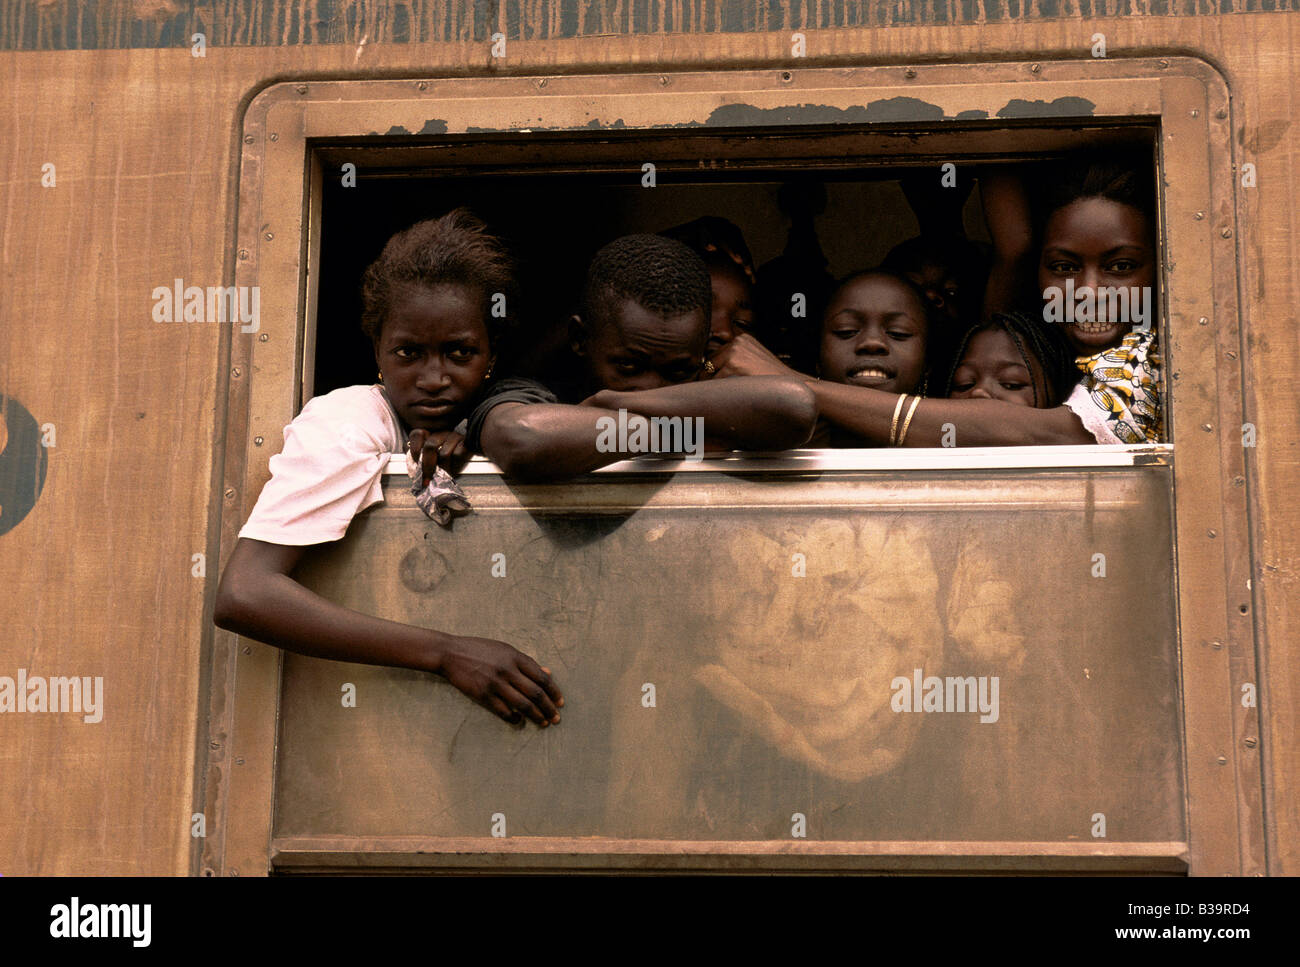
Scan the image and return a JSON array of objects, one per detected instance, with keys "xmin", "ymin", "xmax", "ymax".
[{"xmin": 1, "ymin": 0, "xmax": 1291, "ymax": 952}]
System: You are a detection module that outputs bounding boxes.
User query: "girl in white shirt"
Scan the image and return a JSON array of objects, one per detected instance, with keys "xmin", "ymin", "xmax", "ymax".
[{"xmin": 214, "ymin": 209, "xmax": 563, "ymax": 729}]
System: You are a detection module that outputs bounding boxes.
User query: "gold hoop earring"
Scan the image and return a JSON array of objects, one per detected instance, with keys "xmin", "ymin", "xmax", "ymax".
[{"xmin": 377, "ymin": 371, "xmax": 383, "ymax": 383}]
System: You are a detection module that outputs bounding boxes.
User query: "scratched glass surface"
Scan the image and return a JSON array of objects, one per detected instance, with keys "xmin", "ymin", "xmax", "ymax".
[{"xmin": 279, "ymin": 468, "xmax": 1183, "ymax": 844}]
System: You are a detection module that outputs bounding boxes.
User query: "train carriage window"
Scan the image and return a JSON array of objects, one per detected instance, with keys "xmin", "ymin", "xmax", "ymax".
[
  {"xmin": 309, "ymin": 129, "xmax": 1165, "ymax": 458},
  {"xmin": 212, "ymin": 64, "xmax": 1253, "ymax": 875}
]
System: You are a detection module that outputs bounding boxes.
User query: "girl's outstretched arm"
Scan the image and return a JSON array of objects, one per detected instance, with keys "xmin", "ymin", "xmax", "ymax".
[
  {"xmin": 713, "ymin": 333, "xmax": 1095, "ymax": 447},
  {"xmin": 810, "ymin": 381, "xmax": 1097, "ymax": 447},
  {"xmin": 213, "ymin": 538, "xmax": 563, "ymax": 727}
]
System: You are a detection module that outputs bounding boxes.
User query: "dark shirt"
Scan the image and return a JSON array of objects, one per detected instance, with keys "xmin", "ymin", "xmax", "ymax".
[{"xmin": 464, "ymin": 377, "xmax": 559, "ymax": 453}]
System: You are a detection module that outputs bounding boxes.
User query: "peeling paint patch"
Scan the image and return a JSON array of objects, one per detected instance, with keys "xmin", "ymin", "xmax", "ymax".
[
  {"xmin": 954, "ymin": 109, "xmax": 991, "ymax": 121},
  {"xmin": 0, "ymin": 395, "xmax": 48, "ymax": 538},
  {"xmin": 383, "ymin": 124, "xmax": 412, "ymax": 135},
  {"xmin": 704, "ymin": 98, "xmax": 952, "ymax": 127},
  {"xmin": 997, "ymin": 97, "xmax": 1096, "ymax": 118},
  {"xmin": 418, "ymin": 119, "xmax": 448, "ymax": 134},
  {"xmin": 464, "ymin": 117, "xmax": 648, "ymax": 133},
  {"xmin": 706, "ymin": 103, "xmax": 872, "ymax": 126},
  {"xmin": 864, "ymin": 97, "xmax": 948, "ymax": 123}
]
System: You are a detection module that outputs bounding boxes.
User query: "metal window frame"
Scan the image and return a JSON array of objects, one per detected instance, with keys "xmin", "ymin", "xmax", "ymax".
[{"xmin": 205, "ymin": 58, "xmax": 1260, "ymax": 876}]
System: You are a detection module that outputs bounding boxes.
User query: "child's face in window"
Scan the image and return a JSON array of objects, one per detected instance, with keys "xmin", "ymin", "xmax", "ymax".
[
  {"xmin": 904, "ymin": 260, "xmax": 962, "ymax": 327},
  {"xmin": 581, "ymin": 298, "xmax": 708, "ymax": 392},
  {"xmin": 707, "ymin": 264, "xmax": 756, "ymax": 354},
  {"xmin": 948, "ymin": 328, "xmax": 1047, "ymax": 408},
  {"xmin": 1038, "ymin": 197, "xmax": 1156, "ymax": 355},
  {"xmin": 819, "ymin": 275, "xmax": 928, "ymax": 395},
  {"xmin": 376, "ymin": 282, "xmax": 493, "ymax": 431}
]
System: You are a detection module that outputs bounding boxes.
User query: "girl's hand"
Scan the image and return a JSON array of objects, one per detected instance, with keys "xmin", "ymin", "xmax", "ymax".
[
  {"xmin": 435, "ymin": 635, "xmax": 564, "ymax": 727},
  {"xmin": 407, "ymin": 428, "xmax": 470, "ymax": 484},
  {"xmin": 711, "ymin": 333, "xmax": 800, "ymax": 380}
]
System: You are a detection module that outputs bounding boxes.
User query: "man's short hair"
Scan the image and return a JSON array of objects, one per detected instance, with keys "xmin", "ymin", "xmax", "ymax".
[{"xmin": 580, "ymin": 234, "xmax": 712, "ymax": 333}]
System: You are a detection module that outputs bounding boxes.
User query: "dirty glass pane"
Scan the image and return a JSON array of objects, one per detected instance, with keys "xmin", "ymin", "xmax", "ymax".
[{"xmin": 279, "ymin": 467, "xmax": 1183, "ymax": 851}]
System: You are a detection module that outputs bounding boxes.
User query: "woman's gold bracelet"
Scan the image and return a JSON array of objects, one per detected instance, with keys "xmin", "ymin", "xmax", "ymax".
[
  {"xmin": 896, "ymin": 394, "xmax": 923, "ymax": 447},
  {"xmin": 889, "ymin": 393, "xmax": 908, "ymax": 446}
]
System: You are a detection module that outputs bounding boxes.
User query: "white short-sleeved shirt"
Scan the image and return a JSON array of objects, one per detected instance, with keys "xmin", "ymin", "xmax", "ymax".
[
  {"xmin": 1064, "ymin": 382, "xmax": 1123, "ymax": 444},
  {"xmin": 238, "ymin": 384, "xmax": 405, "ymax": 546}
]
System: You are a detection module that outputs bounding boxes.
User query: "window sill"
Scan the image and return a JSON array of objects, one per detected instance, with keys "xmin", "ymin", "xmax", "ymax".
[{"xmin": 382, "ymin": 444, "xmax": 1171, "ymax": 476}]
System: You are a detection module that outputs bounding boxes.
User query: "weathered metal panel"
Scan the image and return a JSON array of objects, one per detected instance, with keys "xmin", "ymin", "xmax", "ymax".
[{"xmin": 273, "ymin": 466, "xmax": 1185, "ymax": 868}]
